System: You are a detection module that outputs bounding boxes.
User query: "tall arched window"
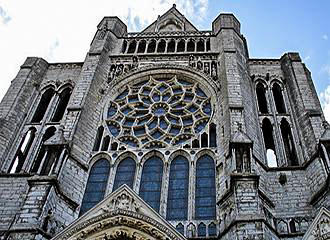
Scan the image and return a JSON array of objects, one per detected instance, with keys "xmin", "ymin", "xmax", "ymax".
[
  {"xmin": 52, "ymin": 87, "xmax": 72, "ymax": 122},
  {"xmin": 256, "ymin": 83, "xmax": 268, "ymax": 113},
  {"xmin": 167, "ymin": 39, "xmax": 175, "ymax": 53},
  {"xmin": 157, "ymin": 39, "xmax": 166, "ymax": 53},
  {"xmin": 31, "ymin": 127, "xmax": 56, "ymax": 173},
  {"xmin": 113, "ymin": 157, "xmax": 136, "ymax": 191},
  {"xmin": 280, "ymin": 119, "xmax": 298, "ymax": 166},
  {"xmin": 9, "ymin": 128, "xmax": 36, "ymax": 173},
  {"xmin": 272, "ymin": 83, "xmax": 286, "ymax": 114},
  {"xmin": 137, "ymin": 40, "xmax": 146, "ymax": 53},
  {"xmin": 93, "ymin": 126, "xmax": 104, "ymax": 151},
  {"xmin": 147, "ymin": 40, "xmax": 156, "ymax": 53},
  {"xmin": 139, "ymin": 156, "xmax": 163, "ymax": 212},
  {"xmin": 127, "ymin": 40, "xmax": 137, "ymax": 54},
  {"xmin": 80, "ymin": 159, "xmax": 110, "ymax": 215},
  {"xmin": 167, "ymin": 155, "xmax": 189, "ymax": 220},
  {"xmin": 209, "ymin": 123, "xmax": 217, "ymax": 147},
  {"xmin": 197, "ymin": 39, "xmax": 205, "ymax": 52},
  {"xmin": 262, "ymin": 118, "xmax": 278, "ymax": 167},
  {"xmin": 31, "ymin": 88, "xmax": 55, "ymax": 123},
  {"xmin": 195, "ymin": 155, "xmax": 216, "ymax": 220},
  {"xmin": 177, "ymin": 39, "xmax": 185, "ymax": 52},
  {"xmin": 187, "ymin": 39, "xmax": 195, "ymax": 52}
]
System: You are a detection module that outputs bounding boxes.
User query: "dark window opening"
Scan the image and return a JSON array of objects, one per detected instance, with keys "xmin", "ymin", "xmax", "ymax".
[
  {"xmin": 113, "ymin": 157, "xmax": 136, "ymax": 191},
  {"xmin": 289, "ymin": 219, "xmax": 297, "ymax": 233},
  {"xmin": 147, "ymin": 40, "xmax": 156, "ymax": 53},
  {"xmin": 198, "ymin": 223, "xmax": 206, "ymax": 237},
  {"xmin": 197, "ymin": 39, "xmax": 205, "ymax": 52},
  {"xmin": 157, "ymin": 39, "xmax": 166, "ymax": 53},
  {"xmin": 183, "ymin": 144, "xmax": 190, "ymax": 148},
  {"xmin": 9, "ymin": 128, "xmax": 36, "ymax": 173},
  {"xmin": 177, "ymin": 39, "xmax": 185, "ymax": 52},
  {"xmin": 187, "ymin": 39, "xmax": 195, "ymax": 52},
  {"xmin": 209, "ymin": 123, "xmax": 217, "ymax": 147},
  {"xmin": 167, "ymin": 39, "xmax": 175, "ymax": 53},
  {"xmin": 111, "ymin": 142, "xmax": 118, "ymax": 151},
  {"xmin": 235, "ymin": 145, "xmax": 251, "ymax": 173},
  {"xmin": 195, "ymin": 155, "xmax": 216, "ymax": 220},
  {"xmin": 167, "ymin": 155, "xmax": 189, "ymax": 220},
  {"xmin": 137, "ymin": 40, "xmax": 146, "ymax": 53},
  {"xmin": 208, "ymin": 223, "xmax": 217, "ymax": 236},
  {"xmin": 192, "ymin": 139, "xmax": 200, "ymax": 148},
  {"xmin": 101, "ymin": 136, "xmax": 110, "ymax": 151},
  {"xmin": 93, "ymin": 126, "xmax": 104, "ymax": 151},
  {"xmin": 127, "ymin": 40, "xmax": 137, "ymax": 54},
  {"xmin": 262, "ymin": 118, "xmax": 278, "ymax": 167},
  {"xmin": 201, "ymin": 132, "xmax": 208, "ymax": 147},
  {"xmin": 31, "ymin": 127, "xmax": 56, "ymax": 173},
  {"xmin": 272, "ymin": 83, "xmax": 286, "ymax": 114},
  {"xmin": 80, "ymin": 159, "xmax": 110, "ymax": 215},
  {"xmin": 206, "ymin": 39, "xmax": 211, "ymax": 51},
  {"xmin": 256, "ymin": 83, "xmax": 268, "ymax": 113},
  {"xmin": 31, "ymin": 88, "xmax": 55, "ymax": 123},
  {"xmin": 281, "ymin": 119, "xmax": 298, "ymax": 166},
  {"xmin": 52, "ymin": 87, "xmax": 72, "ymax": 122},
  {"xmin": 122, "ymin": 40, "xmax": 127, "ymax": 53},
  {"xmin": 176, "ymin": 223, "xmax": 184, "ymax": 235},
  {"xmin": 139, "ymin": 156, "xmax": 163, "ymax": 212},
  {"xmin": 40, "ymin": 145, "xmax": 63, "ymax": 175}
]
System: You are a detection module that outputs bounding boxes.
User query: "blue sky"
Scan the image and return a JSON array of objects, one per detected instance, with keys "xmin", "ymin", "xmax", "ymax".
[{"xmin": 0, "ymin": 0, "xmax": 329, "ymax": 120}]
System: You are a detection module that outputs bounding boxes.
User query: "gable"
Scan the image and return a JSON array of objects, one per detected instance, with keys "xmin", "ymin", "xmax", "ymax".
[
  {"xmin": 302, "ymin": 207, "xmax": 330, "ymax": 240},
  {"xmin": 52, "ymin": 185, "xmax": 186, "ymax": 240},
  {"xmin": 141, "ymin": 4, "xmax": 198, "ymax": 33}
]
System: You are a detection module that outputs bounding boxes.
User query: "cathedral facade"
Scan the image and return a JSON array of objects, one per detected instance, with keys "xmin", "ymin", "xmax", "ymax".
[{"xmin": 0, "ymin": 5, "xmax": 329, "ymax": 240}]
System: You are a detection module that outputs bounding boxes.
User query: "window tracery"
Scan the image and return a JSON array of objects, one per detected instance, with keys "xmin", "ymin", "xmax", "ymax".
[{"xmin": 105, "ymin": 74, "xmax": 212, "ymax": 149}]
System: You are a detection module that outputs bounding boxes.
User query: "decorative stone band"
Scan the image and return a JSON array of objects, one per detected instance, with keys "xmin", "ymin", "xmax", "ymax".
[{"xmin": 55, "ymin": 209, "xmax": 185, "ymax": 240}]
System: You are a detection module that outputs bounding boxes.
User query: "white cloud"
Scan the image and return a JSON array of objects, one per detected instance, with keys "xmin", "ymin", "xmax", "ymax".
[
  {"xmin": 0, "ymin": 0, "xmax": 209, "ymax": 103},
  {"xmin": 321, "ymin": 64, "xmax": 330, "ymax": 79},
  {"xmin": 323, "ymin": 34, "xmax": 328, "ymax": 40},
  {"xmin": 320, "ymin": 85, "xmax": 330, "ymax": 122},
  {"xmin": 0, "ymin": 5, "xmax": 11, "ymax": 24}
]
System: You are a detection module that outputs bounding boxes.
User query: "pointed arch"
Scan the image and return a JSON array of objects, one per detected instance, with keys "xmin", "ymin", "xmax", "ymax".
[
  {"xmin": 167, "ymin": 39, "xmax": 175, "ymax": 53},
  {"xmin": 209, "ymin": 123, "xmax": 217, "ymax": 147},
  {"xmin": 139, "ymin": 156, "xmax": 163, "ymax": 212},
  {"xmin": 262, "ymin": 118, "xmax": 278, "ymax": 167},
  {"xmin": 80, "ymin": 159, "xmax": 110, "ymax": 215},
  {"xmin": 147, "ymin": 39, "xmax": 156, "ymax": 53},
  {"xmin": 167, "ymin": 155, "xmax": 189, "ymax": 220},
  {"xmin": 187, "ymin": 39, "xmax": 195, "ymax": 52},
  {"xmin": 137, "ymin": 40, "xmax": 146, "ymax": 53},
  {"xmin": 280, "ymin": 118, "xmax": 298, "ymax": 166},
  {"xmin": 31, "ymin": 127, "xmax": 56, "ymax": 173},
  {"xmin": 195, "ymin": 155, "xmax": 216, "ymax": 220},
  {"xmin": 157, "ymin": 39, "xmax": 166, "ymax": 53},
  {"xmin": 177, "ymin": 39, "xmax": 185, "ymax": 52},
  {"xmin": 113, "ymin": 157, "xmax": 136, "ymax": 191},
  {"xmin": 52, "ymin": 86, "xmax": 72, "ymax": 122},
  {"xmin": 31, "ymin": 87, "xmax": 55, "ymax": 123},
  {"xmin": 127, "ymin": 40, "xmax": 137, "ymax": 54},
  {"xmin": 9, "ymin": 127, "xmax": 36, "ymax": 173},
  {"xmin": 272, "ymin": 82, "xmax": 286, "ymax": 113},
  {"xmin": 256, "ymin": 82, "xmax": 268, "ymax": 113},
  {"xmin": 93, "ymin": 126, "xmax": 104, "ymax": 151},
  {"xmin": 197, "ymin": 39, "xmax": 205, "ymax": 52}
]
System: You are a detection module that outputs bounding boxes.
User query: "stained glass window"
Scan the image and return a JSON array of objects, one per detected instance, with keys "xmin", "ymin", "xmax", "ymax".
[
  {"xmin": 195, "ymin": 155, "xmax": 216, "ymax": 220},
  {"xmin": 113, "ymin": 157, "xmax": 136, "ymax": 191},
  {"xmin": 139, "ymin": 156, "xmax": 163, "ymax": 212},
  {"xmin": 80, "ymin": 159, "xmax": 110, "ymax": 215},
  {"xmin": 167, "ymin": 155, "xmax": 189, "ymax": 220},
  {"xmin": 105, "ymin": 75, "xmax": 212, "ymax": 148}
]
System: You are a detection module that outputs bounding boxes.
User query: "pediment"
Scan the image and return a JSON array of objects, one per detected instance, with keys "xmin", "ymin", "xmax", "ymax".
[
  {"xmin": 52, "ymin": 185, "xmax": 186, "ymax": 240},
  {"xmin": 141, "ymin": 5, "xmax": 198, "ymax": 33},
  {"xmin": 302, "ymin": 207, "xmax": 330, "ymax": 240}
]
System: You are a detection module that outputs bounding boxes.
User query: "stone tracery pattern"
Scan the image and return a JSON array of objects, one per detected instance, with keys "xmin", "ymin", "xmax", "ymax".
[{"xmin": 106, "ymin": 74, "xmax": 212, "ymax": 148}]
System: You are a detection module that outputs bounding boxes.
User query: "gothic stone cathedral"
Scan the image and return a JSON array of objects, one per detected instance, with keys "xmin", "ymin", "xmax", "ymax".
[{"xmin": 0, "ymin": 5, "xmax": 329, "ymax": 240}]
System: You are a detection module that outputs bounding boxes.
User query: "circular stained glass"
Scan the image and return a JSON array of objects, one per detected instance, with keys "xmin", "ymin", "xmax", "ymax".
[{"xmin": 105, "ymin": 74, "xmax": 212, "ymax": 148}]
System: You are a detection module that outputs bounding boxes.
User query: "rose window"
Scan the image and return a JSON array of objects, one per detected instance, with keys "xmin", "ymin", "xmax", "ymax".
[{"xmin": 106, "ymin": 74, "xmax": 212, "ymax": 148}]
